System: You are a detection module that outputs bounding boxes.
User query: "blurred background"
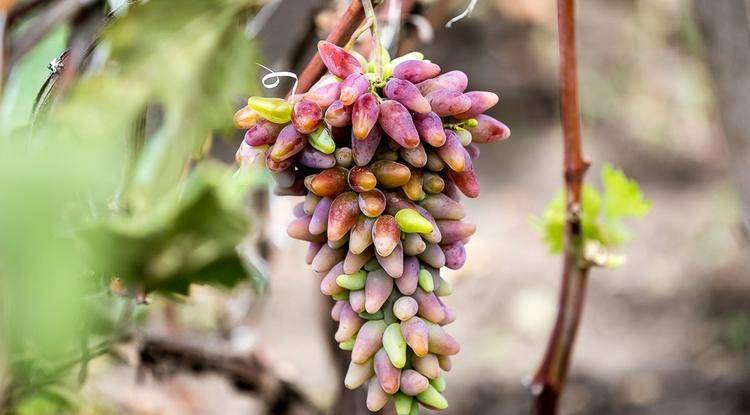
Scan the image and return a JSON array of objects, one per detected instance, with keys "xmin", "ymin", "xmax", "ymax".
[{"xmin": 1, "ymin": 0, "xmax": 749, "ymax": 414}]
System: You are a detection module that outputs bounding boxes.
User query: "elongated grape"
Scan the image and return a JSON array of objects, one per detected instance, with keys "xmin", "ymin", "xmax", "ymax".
[
  {"xmin": 375, "ymin": 243, "xmax": 403, "ymax": 278},
  {"xmin": 336, "ymin": 302, "xmax": 364, "ymax": 342},
  {"xmin": 371, "ymin": 160, "xmax": 412, "ymax": 188},
  {"xmin": 422, "ymin": 172, "xmax": 445, "ymax": 194},
  {"xmin": 435, "ymin": 220, "xmax": 476, "ymax": 244},
  {"xmin": 425, "ymin": 89, "xmax": 471, "ymax": 117},
  {"xmin": 298, "ymin": 146, "xmax": 336, "ymax": 169},
  {"xmin": 344, "ymin": 248, "xmax": 373, "ymax": 275},
  {"xmin": 325, "ymin": 100, "xmax": 352, "ymax": 127},
  {"xmin": 436, "ymin": 130, "xmax": 469, "ymax": 172},
  {"xmin": 384, "ymin": 78, "xmax": 431, "ymax": 114},
  {"xmin": 420, "ymin": 193, "xmax": 466, "ymax": 220},
  {"xmin": 358, "ymin": 189, "xmax": 387, "ymax": 218},
  {"xmin": 426, "ymin": 322, "xmax": 460, "ymax": 356},
  {"xmin": 312, "ymin": 244, "xmax": 346, "ymax": 273},
  {"xmin": 352, "ymin": 123, "xmax": 382, "ymax": 166},
  {"xmin": 374, "ymin": 348, "xmax": 401, "ymax": 394},
  {"xmin": 318, "ymin": 41, "xmax": 362, "ymax": 79},
  {"xmin": 396, "ymin": 256, "xmax": 420, "ymax": 295},
  {"xmin": 400, "ymin": 369, "xmax": 429, "ymax": 396},
  {"xmin": 287, "ymin": 215, "xmax": 326, "ymax": 243},
  {"xmin": 321, "ymin": 262, "xmax": 346, "ymax": 296},
  {"xmin": 352, "ymin": 93, "xmax": 380, "ymax": 140},
  {"xmin": 467, "ymin": 114, "xmax": 511, "ymax": 143},
  {"xmin": 400, "ymin": 142, "xmax": 427, "ymax": 168},
  {"xmin": 309, "ymin": 126, "xmax": 336, "ymax": 154},
  {"xmin": 292, "ymin": 99, "xmax": 323, "ymax": 134},
  {"xmin": 309, "ymin": 196, "xmax": 332, "ymax": 235},
  {"xmin": 309, "ymin": 167, "xmax": 348, "ymax": 197},
  {"xmin": 401, "ymin": 316, "xmax": 429, "ymax": 357},
  {"xmin": 403, "ymin": 169, "xmax": 423, "ymax": 201},
  {"xmin": 378, "ymin": 100, "xmax": 420, "ymax": 149},
  {"xmin": 340, "ymin": 73, "xmax": 370, "ymax": 105},
  {"xmin": 304, "ymin": 81, "xmax": 341, "ymax": 110},
  {"xmin": 349, "ymin": 215, "xmax": 375, "ymax": 255},
  {"xmin": 244, "ymin": 119, "xmax": 283, "ymax": 146},
  {"xmin": 247, "ymin": 96, "xmax": 292, "ymax": 124},
  {"xmin": 403, "ymin": 233, "xmax": 427, "ymax": 256},
  {"xmin": 441, "ymin": 241, "xmax": 466, "ymax": 270},
  {"xmin": 367, "ymin": 377, "xmax": 390, "ymax": 412},
  {"xmin": 413, "ymin": 288, "xmax": 446, "ymax": 323},
  {"xmin": 365, "ymin": 269, "xmax": 394, "ymax": 314},
  {"xmin": 344, "ymin": 357, "xmax": 374, "ymax": 390},
  {"xmin": 352, "ymin": 320, "xmax": 387, "ymax": 364},
  {"xmin": 447, "ymin": 167, "xmax": 480, "ymax": 198},
  {"xmin": 416, "ymin": 70, "xmax": 468, "ymax": 95},
  {"xmin": 348, "ymin": 166, "xmax": 377, "ymax": 192},
  {"xmin": 395, "ymin": 209, "xmax": 433, "ymax": 234},
  {"xmin": 412, "ymin": 354, "xmax": 440, "ymax": 379},
  {"xmin": 372, "ymin": 215, "xmax": 400, "ymax": 257},
  {"xmin": 383, "ymin": 323, "xmax": 407, "ymax": 368},
  {"xmin": 328, "ymin": 192, "xmax": 360, "ymax": 242},
  {"xmin": 416, "ymin": 384, "xmax": 448, "ymax": 410},
  {"xmin": 393, "ymin": 296, "xmax": 418, "ymax": 321},
  {"xmin": 233, "ymin": 106, "xmax": 261, "ymax": 129},
  {"xmin": 392, "ymin": 60, "xmax": 441, "ymax": 84},
  {"xmin": 413, "ymin": 112, "xmax": 446, "ymax": 147},
  {"xmin": 455, "ymin": 91, "xmax": 499, "ymax": 119},
  {"xmin": 349, "ymin": 289, "xmax": 366, "ymax": 313},
  {"xmin": 270, "ymin": 124, "xmax": 306, "ymax": 162}
]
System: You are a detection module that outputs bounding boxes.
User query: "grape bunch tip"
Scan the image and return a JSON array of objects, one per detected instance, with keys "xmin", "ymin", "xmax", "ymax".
[{"xmin": 234, "ymin": 40, "xmax": 510, "ymax": 414}]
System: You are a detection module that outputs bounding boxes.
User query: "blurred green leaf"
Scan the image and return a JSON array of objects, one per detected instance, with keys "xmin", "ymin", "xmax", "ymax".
[
  {"xmin": 86, "ymin": 162, "xmax": 266, "ymax": 295},
  {"xmin": 1, "ymin": 0, "xmax": 263, "ymax": 409}
]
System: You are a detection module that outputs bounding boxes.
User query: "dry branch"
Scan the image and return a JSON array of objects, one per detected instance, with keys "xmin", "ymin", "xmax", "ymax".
[{"xmin": 139, "ymin": 337, "xmax": 321, "ymax": 415}]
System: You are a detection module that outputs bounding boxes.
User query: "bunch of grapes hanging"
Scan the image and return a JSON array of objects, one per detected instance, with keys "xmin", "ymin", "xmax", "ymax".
[{"xmin": 234, "ymin": 17, "xmax": 510, "ymax": 413}]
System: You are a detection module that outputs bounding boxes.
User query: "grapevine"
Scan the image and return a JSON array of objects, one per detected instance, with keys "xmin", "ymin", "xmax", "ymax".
[{"xmin": 233, "ymin": 6, "xmax": 510, "ymax": 412}]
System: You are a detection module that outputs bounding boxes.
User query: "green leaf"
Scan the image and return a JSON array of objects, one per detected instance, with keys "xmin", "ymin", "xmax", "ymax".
[
  {"xmin": 532, "ymin": 191, "xmax": 565, "ymax": 254},
  {"xmin": 86, "ymin": 162, "xmax": 266, "ymax": 295},
  {"xmin": 601, "ymin": 164, "xmax": 652, "ymax": 220},
  {"xmin": 534, "ymin": 164, "xmax": 651, "ymax": 255}
]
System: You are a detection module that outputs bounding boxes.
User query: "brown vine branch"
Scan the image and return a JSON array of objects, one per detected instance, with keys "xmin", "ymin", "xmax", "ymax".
[
  {"xmin": 139, "ymin": 337, "xmax": 320, "ymax": 415},
  {"xmin": 294, "ymin": 0, "xmax": 366, "ymax": 94},
  {"xmin": 530, "ymin": 0, "xmax": 590, "ymax": 414}
]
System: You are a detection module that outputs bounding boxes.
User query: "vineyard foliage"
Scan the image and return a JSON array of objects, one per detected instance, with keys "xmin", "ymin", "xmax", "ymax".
[{"xmin": 0, "ymin": 0, "xmax": 264, "ymax": 411}]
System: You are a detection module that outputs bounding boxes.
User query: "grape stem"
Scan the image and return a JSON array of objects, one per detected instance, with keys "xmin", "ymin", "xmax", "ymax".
[
  {"xmin": 363, "ymin": 0, "xmax": 383, "ymax": 80},
  {"xmin": 530, "ymin": 0, "xmax": 591, "ymax": 414}
]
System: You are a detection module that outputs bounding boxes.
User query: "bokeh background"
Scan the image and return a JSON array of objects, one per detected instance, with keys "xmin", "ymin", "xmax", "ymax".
[{"xmin": 2, "ymin": 0, "xmax": 749, "ymax": 414}]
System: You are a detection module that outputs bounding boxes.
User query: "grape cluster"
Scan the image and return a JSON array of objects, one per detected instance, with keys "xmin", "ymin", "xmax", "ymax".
[{"xmin": 234, "ymin": 41, "xmax": 510, "ymax": 414}]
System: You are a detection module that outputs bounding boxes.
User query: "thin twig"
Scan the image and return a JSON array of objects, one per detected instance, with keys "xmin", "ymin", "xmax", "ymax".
[
  {"xmin": 7, "ymin": 0, "xmax": 53, "ymax": 26},
  {"xmin": 8, "ymin": 0, "xmax": 101, "ymax": 67},
  {"xmin": 0, "ymin": 10, "xmax": 8, "ymax": 96},
  {"xmin": 530, "ymin": 0, "xmax": 590, "ymax": 414}
]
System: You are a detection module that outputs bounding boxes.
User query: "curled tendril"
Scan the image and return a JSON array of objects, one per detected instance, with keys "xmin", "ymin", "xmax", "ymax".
[
  {"xmin": 256, "ymin": 63, "xmax": 299, "ymax": 99},
  {"xmin": 446, "ymin": 0, "xmax": 478, "ymax": 28}
]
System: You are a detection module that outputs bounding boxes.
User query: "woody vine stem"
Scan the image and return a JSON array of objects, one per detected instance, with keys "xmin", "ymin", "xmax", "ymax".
[{"xmin": 531, "ymin": 0, "xmax": 591, "ymax": 414}]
